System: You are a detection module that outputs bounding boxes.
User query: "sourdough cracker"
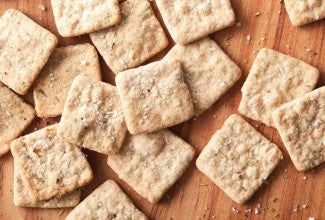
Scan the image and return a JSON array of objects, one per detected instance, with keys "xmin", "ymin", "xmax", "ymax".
[
  {"xmin": 238, "ymin": 48, "xmax": 319, "ymax": 127},
  {"xmin": 164, "ymin": 38, "xmax": 241, "ymax": 116},
  {"xmin": 57, "ymin": 75, "xmax": 127, "ymax": 155},
  {"xmin": 10, "ymin": 124, "xmax": 93, "ymax": 202},
  {"xmin": 115, "ymin": 61, "xmax": 194, "ymax": 134},
  {"xmin": 273, "ymin": 87, "xmax": 325, "ymax": 171},
  {"xmin": 90, "ymin": 0, "xmax": 168, "ymax": 73},
  {"xmin": 66, "ymin": 180, "xmax": 147, "ymax": 220},
  {"xmin": 107, "ymin": 130, "xmax": 195, "ymax": 203},
  {"xmin": 51, "ymin": 0, "xmax": 121, "ymax": 37},
  {"xmin": 196, "ymin": 114, "xmax": 283, "ymax": 204},
  {"xmin": 0, "ymin": 9, "xmax": 57, "ymax": 95}
]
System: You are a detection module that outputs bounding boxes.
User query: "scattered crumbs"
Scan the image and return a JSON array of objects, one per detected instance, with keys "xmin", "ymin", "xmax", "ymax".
[
  {"xmin": 252, "ymin": 50, "xmax": 258, "ymax": 55},
  {"xmin": 293, "ymin": 204, "xmax": 299, "ymax": 212},
  {"xmin": 231, "ymin": 207, "xmax": 239, "ymax": 213},
  {"xmin": 211, "ymin": 216, "xmax": 216, "ymax": 219},
  {"xmin": 225, "ymin": 42, "xmax": 230, "ymax": 46},
  {"xmin": 286, "ymin": 44, "xmax": 290, "ymax": 48},
  {"xmin": 254, "ymin": 208, "xmax": 260, "ymax": 215},
  {"xmin": 246, "ymin": 35, "xmax": 251, "ymax": 44},
  {"xmin": 306, "ymin": 48, "xmax": 312, "ymax": 52},
  {"xmin": 284, "ymin": 168, "xmax": 288, "ymax": 172},
  {"xmin": 261, "ymin": 36, "xmax": 266, "ymax": 41},
  {"xmin": 245, "ymin": 209, "xmax": 252, "ymax": 213},
  {"xmin": 236, "ymin": 22, "xmax": 242, "ymax": 27},
  {"xmin": 81, "ymin": 60, "xmax": 87, "ymax": 65},
  {"xmin": 243, "ymin": 60, "xmax": 247, "ymax": 64},
  {"xmin": 213, "ymin": 114, "xmax": 216, "ymax": 118},
  {"xmin": 303, "ymin": 176, "xmax": 307, "ymax": 180},
  {"xmin": 274, "ymin": 213, "xmax": 280, "ymax": 217},
  {"xmin": 38, "ymin": 4, "xmax": 47, "ymax": 11},
  {"xmin": 193, "ymin": 117, "xmax": 197, "ymax": 121},
  {"xmin": 58, "ymin": 209, "xmax": 64, "ymax": 216},
  {"xmin": 302, "ymin": 204, "xmax": 308, "ymax": 209},
  {"xmin": 205, "ymin": 206, "xmax": 209, "ymax": 210},
  {"xmin": 309, "ymin": 218, "xmax": 315, "ymax": 220},
  {"xmin": 254, "ymin": 12, "xmax": 261, "ymax": 16},
  {"xmin": 278, "ymin": 10, "xmax": 281, "ymax": 14}
]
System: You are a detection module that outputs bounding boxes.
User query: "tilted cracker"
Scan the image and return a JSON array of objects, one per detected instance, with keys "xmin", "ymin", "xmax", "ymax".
[
  {"xmin": 14, "ymin": 161, "xmax": 81, "ymax": 208},
  {"xmin": 51, "ymin": 0, "xmax": 121, "ymax": 37},
  {"xmin": 33, "ymin": 43, "xmax": 102, "ymax": 118},
  {"xmin": 284, "ymin": 0, "xmax": 325, "ymax": 26},
  {"xmin": 0, "ymin": 9, "xmax": 57, "ymax": 95},
  {"xmin": 238, "ymin": 48, "xmax": 319, "ymax": 127},
  {"xmin": 66, "ymin": 180, "xmax": 147, "ymax": 220},
  {"xmin": 0, "ymin": 84, "xmax": 35, "ymax": 158},
  {"xmin": 10, "ymin": 124, "xmax": 93, "ymax": 202},
  {"xmin": 196, "ymin": 114, "xmax": 283, "ymax": 204},
  {"xmin": 107, "ymin": 130, "xmax": 195, "ymax": 203},
  {"xmin": 156, "ymin": 0, "xmax": 235, "ymax": 45},
  {"xmin": 90, "ymin": 0, "xmax": 168, "ymax": 73},
  {"xmin": 57, "ymin": 75, "xmax": 127, "ymax": 155},
  {"xmin": 164, "ymin": 38, "xmax": 241, "ymax": 116},
  {"xmin": 115, "ymin": 61, "xmax": 194, "ymax": 134},
  {"xmin": 273, "ymin": 87, "xmax": 325, "ymax": 171}
]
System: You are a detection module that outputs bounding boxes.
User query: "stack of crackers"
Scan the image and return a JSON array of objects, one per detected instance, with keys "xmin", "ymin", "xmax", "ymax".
[{"xmin": 0, "ymin": 0, "xmax": 324, "ymax": 218}]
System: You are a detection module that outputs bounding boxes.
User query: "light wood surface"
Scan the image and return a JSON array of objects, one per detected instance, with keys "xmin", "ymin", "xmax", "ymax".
[{"xmin": 0, "ymin": 0, "xmax": 324, "ymax": 219}]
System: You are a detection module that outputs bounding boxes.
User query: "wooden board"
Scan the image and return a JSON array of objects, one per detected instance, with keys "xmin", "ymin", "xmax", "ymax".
[{"xmin": 0, "ymin": 0, "xmax": 324, "ymax": 219}]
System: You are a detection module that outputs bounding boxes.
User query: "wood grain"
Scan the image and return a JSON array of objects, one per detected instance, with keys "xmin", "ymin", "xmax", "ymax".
[{"xmin": 0, "ymin": 0, "xmax": 324, "ymax": 219}]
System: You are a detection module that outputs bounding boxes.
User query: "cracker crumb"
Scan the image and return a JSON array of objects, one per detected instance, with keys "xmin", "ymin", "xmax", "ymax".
[
  {"xmin": 236, "ymin": 22, "xmax": 242, "ymax": 27},
  {"xmin": 302, "ymin": 204, "xmax": 308, "ymax": 209},
  {"xmin": 286, "ymin": 44, "xmax": 290, "ymax": 48},
  {"xmin": 38, "ymin": 5, "xmax": 47, "ymax": 11},
  {"xmin": 232, "ymin": 207, "xmax": 239, "ymax": 213},
  {"xmin": 246, "ymin": 35, "xmax": 251, "ymax": 44},
  {"xmin": 58, "ymin": 209, "xmax": 64, "ymax": 216},
  {"xmin": 254, "ymin": 12, "xmax": 261, "ymax": 16},
  {"xmin": 303, "ymin": 176, "xmax": 307, "ymax": 180},
  {"xmin": 80, "ymin": 60, "xmax": 87, "ymax": 65}
]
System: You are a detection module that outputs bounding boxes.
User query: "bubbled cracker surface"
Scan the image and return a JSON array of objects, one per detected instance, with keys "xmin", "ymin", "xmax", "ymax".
[
  {"xmin": 164, "ymin": 38, "xmax": 241, "ymax": 116},
  {"xmin": 284, "ymin": 0, "xmax": 325, "ymax": 26},
  {"xmin": 273, "ymin": 87, "xmax": 325, "ymax": 171},
  {"xmin": 33, "ymin": 44, "xmax": 101, "ymax": 118},
  {"xmin": 66, "ymin": 180, "xmax": 147, "ymax": 220},
  {"xmin": 0, "ymin": 9, "xmax": 57, "ymax": 95},
  {"xmin": 238, "ymin": 48, "xmax": 319, "ymax": 127},
  {"xmin": 155, "ymin": 0, "xmax": 235, "ymax": 45},
  {"xmin": 115, "ymin": 61, "xmax": 194, "ymax": 134},
  {"xmin": 90, "ymin": 0, "xmax": 168, "ymax": 73},
  {"xmin": 196, "ymin": 114, "xmax": 283, "ymax": 204},
  {"xmin": 0, "ymin": 84, "xmax": 35, "ymax": 158},
  {"xmin": 107, "ymin": 130, "xmax": 195, "ymax": 203},
  {"xmin": 58, "ymin": 75, "xmax": 127, "ymax": 155},
  {"xmin": 51, "ymin": 0, "xmax": 121, "ymax": 37},
  {"xmin": 10, "ymin": 124, "xmax": 93, "ymax": 202}
]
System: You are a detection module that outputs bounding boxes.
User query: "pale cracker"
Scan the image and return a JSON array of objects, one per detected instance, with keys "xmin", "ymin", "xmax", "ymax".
[
  {"xmin": 155, "ymin": 0, "xmax": 235, "ymax": 45},
  {"xmin": 238, "ymin": 48, "xmax": 319, "ymax": 127},
  {"xmin": 115, "ymin": 61, "xmax": 194, "ymax": 134},
  {"xmin": 66, "ymin": 180, "xmax": 147, "ymax": 220},
  {"xmin": 107, "ymin": 130, "xmax": 195, "ymax": 203},
  {"xmin": 57, "ymin": 75, "xmax": 127, "ymax": 155},
  {"xmin": 10, "ymin": 124, "xmax": 93, "ymax": 202},
  {"xmin": 0, "ymin": 84, "xmax": 35, "ymax": 158},
  {"xmin": 196, "ymin": 114, "xmax": 283, "ymax": 204},
  {"xmin": 164, "ymin": 38, "xmax": 241, "ymax": 116},
  {"xmin": 284, "ymin": 0, "xmax": 325, "ymax": 26},
  {"xmin": 0, "ymin": 9, "xmax": 58, "ymax": 95},
  {"xmin": 51, "ymin": 0, "xmax": 121, "ymax": 37},
  {"xmin": 273, "ymin": 87, "xmax": 325, "ymax": 171},
  {"xmin": 90, "ymin": 0, "xmax": 168, "ymax": 73},
  {"xmin": 33, "ymin": 43, "xmax": 102, "ymax": 118},
  {"xmin": 14, "ymin": 161, "xmax": 81, "ymax": 208}
]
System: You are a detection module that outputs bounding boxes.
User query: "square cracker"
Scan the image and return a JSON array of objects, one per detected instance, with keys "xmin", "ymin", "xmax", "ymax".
[
  {"xmin": 90, "ymin": 0, "xmax": 168, "ymax": 73},
  {"xmin": 164, "ymin": 38, "xmax": 241, "ymax": 116},
  {"xmin": 107, "ymin": 130, "xmax": 195, "ymax": 203},
  {"xmin": 10, "ymin": 124, "xmax": 93, "ymax": 202},
  {"xmin": 0, "ymin": 84, "xmax": 35, "ymax": 158},
  {"xmin": 57, "ymin": 75, "xmax": 127, "ymax": 155},
  {"xmin": 0, "ymin": 9, "xmax": 58, "ymax": 95},
  {"xmin": 155, "ymin": 0, "xmax": 235, "ymax": 45},
  {"xmin": 14, "ymin": 161, "xmax": 81, "ymax": 208},
  {"xmin": 33, "ymin": 43, "xmax": 102, "ymax": 118},
  {"xmin": 66, "ymin": 180, "xmax": 147, "ymax": 220},
  {"xmin": 273, "ymin": 87, "xmax": 325, "ymax": 171},
  {"xmin": 196, "ymin": 114, "xmax": 283, "ymax": 204},
  {"xmin": 284, "ymin": 0, "xmax": 325, "ymax": 26},
  {"xmin": 115, "ymin": 60, "xmax": 194, "ymax": 134},
  {"xmin": 51, "ymin": 0, "xmax": 121, "ymax": 37},
  {"xmin": 238, "ymin": 48, "xmax": 319, "ymax": 127}
]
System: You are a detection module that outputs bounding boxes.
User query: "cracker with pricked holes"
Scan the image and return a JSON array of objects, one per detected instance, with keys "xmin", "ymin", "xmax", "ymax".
[
  {"xmin": 0, "ymin": 84, "xmax": 35, "ymax": 158},
  {"xmin": 57, "ymin": 75, "xmax": 127, "ymax": 155},
  {"xmin": 155, "ymin": 0, "xmax": 236, "ymax": 45},
  {"xmin": 273, "ymin": 87, "xmax": 325, "ymax": 171},
  {"xmin": 33, "ymin": 43, "xmax": 102, "ymax": 118},
  {"xmin": 115, "ymin": 60, "xmax": 194, "ymax": 134},
  {"xmin": 0, "ymin": 9, "xmax": 57, "ymax": 95},
  {"xmin": 196, "ymin": 114, "xmax": 283, "ymax": 204},
  {"xmin": 10, "ymin": 124, "xmax": 93, "ymax": 202},
  {"xmin": 238, "ymin": 48, "xmax": 319, "ymax": 127},
  {"xmin": 107, "ymin": 130, "xmax": 195, "ymax": 203},
  {"xmin": 51, "ymin": 0, "xmax": 121, "ymax": 37},
  {"xmin": 66, "ymin": 180, "xmax": 147, "ymax": 220},
  {"xmin": 90, "ymin": 0, "xmax": 168, "ymax": 73},
  {"xmin": 14, "ymin": 161, "xmax": 81, "ymax": 208},
  {"xmin": 284, "ymin": 0, "xmax": 325, "ymax": 26},
  {"xmin": 164, "ymin": 38, "xmax": 241, "ymax": 116}
]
